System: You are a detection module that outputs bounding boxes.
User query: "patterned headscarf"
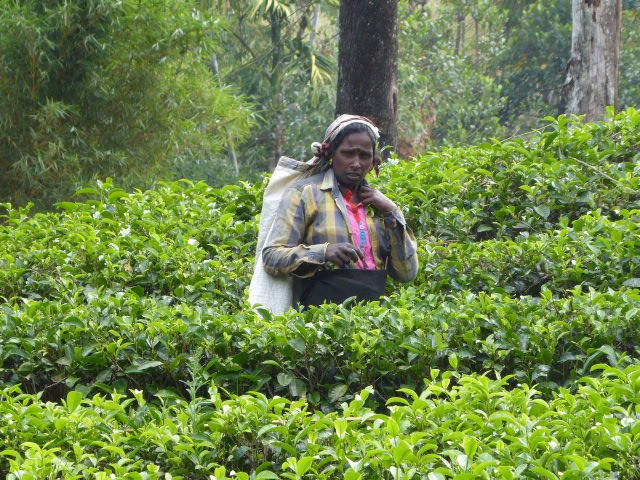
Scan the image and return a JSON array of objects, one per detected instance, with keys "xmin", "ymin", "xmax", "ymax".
[{"xmin": 311, "ymin": 114, "xmax": 380, "ymax": 160}]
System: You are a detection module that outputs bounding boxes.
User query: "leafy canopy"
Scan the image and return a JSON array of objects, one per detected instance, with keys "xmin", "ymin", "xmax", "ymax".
[{"xmin": 0, "ymin": 0, "xmax": 255, "ymax": 208}]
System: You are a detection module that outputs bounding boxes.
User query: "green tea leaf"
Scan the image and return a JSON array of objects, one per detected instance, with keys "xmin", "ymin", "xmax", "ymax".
[
  {"xmin": 328, "ymin": 384, "xmax": 348, "ymax": 403},
  {"xmin": 534, "ymin": 205, "xmax": 550, "ymax": 218},
  {"xmin": 65, "ymin": 391, "xmax": 84, "ymax": 412}
]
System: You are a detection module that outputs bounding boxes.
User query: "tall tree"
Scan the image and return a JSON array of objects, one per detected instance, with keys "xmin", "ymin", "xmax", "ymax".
[
  {"xmin": 336, "ymin": 0, "xmax": 399, "ymax": 153},
  {"xmin": 564, "ymin": 0, "xmax": 622, "ymax": 121},
  {"xmin": 211, "ymin": 0, "xmax": 336, "ymax": 171}
]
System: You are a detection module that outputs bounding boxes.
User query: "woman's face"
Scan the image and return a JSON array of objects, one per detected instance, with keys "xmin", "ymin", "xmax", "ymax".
[{"xmin": 331, "ymin": 131, "xmax": 374, "ymax": 190}]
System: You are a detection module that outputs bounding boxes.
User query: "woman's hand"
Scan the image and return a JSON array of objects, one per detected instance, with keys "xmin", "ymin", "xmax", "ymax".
[
  {"xmin": 358, "ymin": 186, "xmax": 397, "ymax": 213},
  {"xmin": 325, "ymin": 242, "xmax": 363, "ymax": 267}
]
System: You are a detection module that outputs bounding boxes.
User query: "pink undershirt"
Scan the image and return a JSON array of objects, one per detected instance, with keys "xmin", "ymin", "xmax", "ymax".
[{"xmin": 343, "ymin": 190, "xmax": 377, "ymax": 270}]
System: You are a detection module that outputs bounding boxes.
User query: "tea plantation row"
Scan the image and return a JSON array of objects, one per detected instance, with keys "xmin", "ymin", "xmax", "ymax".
[
  {"xmin": 1, "ymin": 109, "xmax": 639, "ymax": 478},
  {"xmin": 2, "ymin": 366, "xmax": 639, "ymax": 479}
]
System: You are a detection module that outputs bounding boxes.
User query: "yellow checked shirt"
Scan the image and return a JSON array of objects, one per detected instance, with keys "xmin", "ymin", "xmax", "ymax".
[{"xmin": 262, "ymin": 169, "xmax": 418, "ymax": 282}]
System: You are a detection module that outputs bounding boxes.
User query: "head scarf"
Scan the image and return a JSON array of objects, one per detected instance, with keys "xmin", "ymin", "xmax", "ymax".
[{"xmin": 311, "ymin": 114, "xmax": 380, "ymax": 160}]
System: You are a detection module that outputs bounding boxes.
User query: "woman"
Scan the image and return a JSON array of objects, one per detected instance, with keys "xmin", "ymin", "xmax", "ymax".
[{"xmin": 262, "ymin": 114, "xmax": 418, "ymax": 307}]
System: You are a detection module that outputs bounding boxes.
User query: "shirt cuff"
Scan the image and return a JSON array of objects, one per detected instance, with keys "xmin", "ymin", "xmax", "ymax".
[
  {"xmin": 302, "ymin": 243, "xmax": 328, "ymax": 264},
  {"xmin": 291, "ymin": 243, "xmax": 329, "ymax": 278}
]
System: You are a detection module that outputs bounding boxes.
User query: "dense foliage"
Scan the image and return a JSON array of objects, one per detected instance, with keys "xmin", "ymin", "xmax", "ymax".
[
  {"xmin": 396, "ymin": 0, "xmax": 639, "ymax": 152},
  {"xmin": 3, "ymin": 0, "xmax": 639, "ymax": 209},
  {"xmin": 0, "ymin": 0, "xmax": 254, "ymax": 208},
  {"xmin": 620, "ymin": 4, "xmax": 640, "ymax": 110},
  {"xmin": 210, "ymin": 0, "xmax": 338, "ymax": 172},
  {"xmin": 1, "ymin": 109, "xmax": 639, "ymax": 478}
]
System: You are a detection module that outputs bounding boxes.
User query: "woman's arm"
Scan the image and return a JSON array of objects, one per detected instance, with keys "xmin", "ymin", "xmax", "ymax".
[
  {"xmin": 262, "ymin": 187, "xmax": 327, "ymax": 278},
  {"xmin": 359, "ymin": 186, "xmax": 419, "ymax": 282},
  {"xmin": 382, "ymin": 208, "xmax": 419, "ymax": 282}
]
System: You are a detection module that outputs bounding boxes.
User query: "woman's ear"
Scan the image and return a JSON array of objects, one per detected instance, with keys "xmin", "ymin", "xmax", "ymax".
[{"xmin": 372, "ymin": 156, "xmax": 382, "ymax": 176}]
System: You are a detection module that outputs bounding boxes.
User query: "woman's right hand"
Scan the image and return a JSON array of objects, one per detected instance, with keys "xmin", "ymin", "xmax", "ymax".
[{"xmin": 325, "ymin": 242, "xmax": 363, "ymax": 267}]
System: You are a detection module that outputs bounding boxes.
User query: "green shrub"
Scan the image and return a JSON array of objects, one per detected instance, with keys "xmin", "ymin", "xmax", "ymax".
[
  {"xmin": 1, "ymin": 110, "xmax": 639, "ymax": 478},
  {"xmin": 1, "ymin": 365, "xmax": 639, "ymax": 478},
  {"xmin": 383, "ymin": 108, "xmax": 640, "ymax": 242}
]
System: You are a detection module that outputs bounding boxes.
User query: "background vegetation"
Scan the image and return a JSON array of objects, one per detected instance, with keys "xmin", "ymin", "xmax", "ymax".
[
  {"xmin": 1, "ymin": 109, "xmax": 639, "ymax": 478},
  {"xmin": 0, "ymin": 0, "xmax": 255, "ymax": 208},
  {"xmin": 1, "ymin": 0, "xmax": 639, "ymax": 208}
]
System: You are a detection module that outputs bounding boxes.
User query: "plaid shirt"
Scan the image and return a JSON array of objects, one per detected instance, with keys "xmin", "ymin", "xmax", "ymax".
[{"xmin": 262, "ymin": 169, "xmax": 418, "ymax": 282}]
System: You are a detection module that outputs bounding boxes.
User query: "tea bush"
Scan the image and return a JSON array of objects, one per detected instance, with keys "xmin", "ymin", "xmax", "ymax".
[
  {"xmin": 384, "ymin": 108, "xmax": 640, "ymax": 242},
  {"xmin": 1, "ymin": 109, "xmax": 639, "ymax": 478},
  {"xmin": 418, "ymin": 209, "xmax": 640, "ymax": 295},
  {"xmin": 1, "ymin": 365, "xmax": 639, "ymax": 478},
  {"xmin": 1, "ymin": 179, "xmax": 259, "ymax": 307}
]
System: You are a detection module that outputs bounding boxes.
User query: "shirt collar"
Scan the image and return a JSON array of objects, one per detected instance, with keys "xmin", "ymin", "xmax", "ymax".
[{"xmin": 320, "ymin": 169, "xmax": 335, "ymax": 191}]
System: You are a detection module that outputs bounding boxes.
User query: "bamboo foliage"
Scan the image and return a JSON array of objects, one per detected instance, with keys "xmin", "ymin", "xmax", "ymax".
[
  {"xmin": 208, "ymin": 0, "xmax": 337, "ymax": 170},
  {"xmin": 0, "ymin": 0, "xmax": 255, "ymax": 208}
]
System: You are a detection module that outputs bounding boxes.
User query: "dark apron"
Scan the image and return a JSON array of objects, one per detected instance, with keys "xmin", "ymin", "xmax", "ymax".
[{"xmin": 297, "ymin": 268, "xmax": 388, "ymax": 308}]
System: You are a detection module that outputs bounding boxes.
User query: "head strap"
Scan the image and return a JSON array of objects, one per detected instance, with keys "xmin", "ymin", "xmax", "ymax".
[{"xmin": 311, "ymin": 114, "xmax": 379, "ymax": 159}]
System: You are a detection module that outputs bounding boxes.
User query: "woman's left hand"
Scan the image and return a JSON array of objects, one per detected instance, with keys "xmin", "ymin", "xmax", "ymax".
[{"xmin": 358, "ymin": 186, "xmax": 397, "ymax": 213}]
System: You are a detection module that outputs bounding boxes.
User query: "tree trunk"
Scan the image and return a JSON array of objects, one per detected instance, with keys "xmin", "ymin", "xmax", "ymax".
[
  {"xmin": 309, "ymin": 4, "xmax": 321, "ymax": 47},
  {"xmin": 336, "ymin": 0, "xmax": 399, "ymax": 155},
  {"xmin": 210, "ymin": 54, "xmax": 239, "ymax": 176},
  {"xmin": 455, "ymin": 13, "xmax": 465, "ymax": 56},
  {"xmin": 269, "ymin": 10, "xmax": 285, "ymax": 170},
  {"xmin": 564, "ymin": 0, "xmax": 622, "ymax": 121}
]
